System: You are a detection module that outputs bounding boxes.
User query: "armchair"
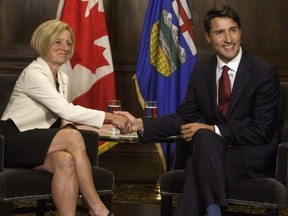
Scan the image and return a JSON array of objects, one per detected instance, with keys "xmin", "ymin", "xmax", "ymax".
[
  {"xmin": 0, "ymin": 74, "xmax": 115, "ymax": 215},
  {"xmin": 160, "ymin": 82, "xmax": 288, "ymax": 216}
]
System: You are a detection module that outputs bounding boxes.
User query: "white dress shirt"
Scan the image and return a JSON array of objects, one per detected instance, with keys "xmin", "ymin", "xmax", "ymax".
[{"xmin": 214, "ymin": 48, "xmax": 242, "ymax": 135}]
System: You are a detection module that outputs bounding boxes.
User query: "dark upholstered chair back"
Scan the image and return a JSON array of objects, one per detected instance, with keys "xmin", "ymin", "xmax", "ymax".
[
  {"xmin": 0, "ymin": 74, "xmax": 18, "ymax": 118},
  {"xmin": 275, "ymin": 82, "xmax": 288, "ymax": 187},
  {"xmin": 279, "ymin": 82, "xmax": 288, "ymax": 143}
]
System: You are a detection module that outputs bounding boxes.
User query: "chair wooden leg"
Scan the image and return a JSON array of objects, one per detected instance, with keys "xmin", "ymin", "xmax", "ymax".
[
  {"xmin": 266, "ymin": 208, "xmax": 279, "ymax": 216},
  {"xmin": 37, "ymin": 199, "xmax": 47, "ymax": 216},
  {"xmin": 0, "ymin": 201, "xmax": 13, "ymax": 216},
  {"xmin": 161, "ymin": 196, "xmax": 173, "ymax": 216}
]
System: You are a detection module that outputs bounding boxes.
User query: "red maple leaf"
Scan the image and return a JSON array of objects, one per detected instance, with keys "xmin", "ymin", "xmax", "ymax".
[{"xmin": 61, "ymin": 0, "xmax": 109, "ymax": 74}]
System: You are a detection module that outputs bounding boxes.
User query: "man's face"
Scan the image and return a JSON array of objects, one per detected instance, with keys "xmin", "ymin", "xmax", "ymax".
[{"xmin": 205, "ymin": 17, "xmax": 241, "ymax": 63}]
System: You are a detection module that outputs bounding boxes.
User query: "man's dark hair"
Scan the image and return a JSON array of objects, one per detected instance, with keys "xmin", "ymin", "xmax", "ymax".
[{"xmin": 203, "ymin": 5, "xmax": 241, "ymax": 33}]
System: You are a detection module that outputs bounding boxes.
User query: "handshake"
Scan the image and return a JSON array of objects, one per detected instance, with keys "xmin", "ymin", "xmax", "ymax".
[
  {"xmin": 106, "ymin": 100, "xmax": 158, "ymax": 135},
  {"xmin": 108, "ymin": 107, "xmax": 215, "ymax": 142},
  {"xmin": 107, "ymin": 111, "xmax": 144, "ymax": 135}
]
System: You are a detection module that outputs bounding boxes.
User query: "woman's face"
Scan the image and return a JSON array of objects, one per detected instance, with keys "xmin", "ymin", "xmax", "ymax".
[{"xmin": 46, "ymin": 30, "xmax": 73, "ymax": 67}]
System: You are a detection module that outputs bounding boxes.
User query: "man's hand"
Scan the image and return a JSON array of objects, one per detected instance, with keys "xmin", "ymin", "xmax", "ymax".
[
  {"xmin": 114, "ymin": 111, "xmax": 143, "ymax": 133},
  {"xmin": 180, "ymin": 122, "xmax": 215, "ymax": 142},
  {"xmin": 105, "ymin": 112, "xmax": 131, "ymax": 134}
]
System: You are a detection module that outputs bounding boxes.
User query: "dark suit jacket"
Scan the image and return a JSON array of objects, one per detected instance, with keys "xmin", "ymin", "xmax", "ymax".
[{"xmin": 142, "ymin": 49, "xmax": 280, "ymax": 178}]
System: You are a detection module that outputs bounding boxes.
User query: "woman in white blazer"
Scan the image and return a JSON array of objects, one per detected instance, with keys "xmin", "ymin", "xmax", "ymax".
[{"xmin": 0, "ymin": 20, "xmax": 122, "ymax": 216}]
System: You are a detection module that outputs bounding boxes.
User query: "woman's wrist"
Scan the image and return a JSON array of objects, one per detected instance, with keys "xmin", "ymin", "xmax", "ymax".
[
  {"xmin": 135, "ymin": 118, "xmax": 144, "ymax": 132},
  {"xmin": 104, "ymin": 112, "xmax": 113, "ymax": 123}
]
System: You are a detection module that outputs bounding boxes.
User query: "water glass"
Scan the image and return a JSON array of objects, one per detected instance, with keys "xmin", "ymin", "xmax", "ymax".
[
  {"xmin": 145, "ymin": 101, "xmax": 157, "ymax": 118},
  {"xmin": 108, "ymin": 100, "xmax": 121, "ymax": 113},
  {"xmin": 108, "ymin": 100, "xmax": 121, "ymax": 132}
]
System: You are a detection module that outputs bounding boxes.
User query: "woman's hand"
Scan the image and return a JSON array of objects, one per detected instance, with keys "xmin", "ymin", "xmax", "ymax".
[
  {"xmin": 105, "ymin": 112, "xmax": 130, "ymax": 134},
  {"xmin": 114, "ymin": 111, "xmax": 143, "ymax": 133}
]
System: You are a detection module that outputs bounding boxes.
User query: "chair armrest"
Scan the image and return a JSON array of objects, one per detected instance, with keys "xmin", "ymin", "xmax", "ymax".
[
  {"xmin": 0, "ymin": 135, "xmax": 4, "ymax": 172},
  {"xmin": 275, "ymin": 142, "xmax": 288, "ymax": 186},
  {"xmin": 79, "ymin": 129, "xmax": 100, "ymax": 166}
]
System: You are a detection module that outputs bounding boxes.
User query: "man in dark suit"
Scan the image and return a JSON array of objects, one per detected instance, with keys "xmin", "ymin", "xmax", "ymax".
[{"xmin": 118, "ymin": 4, "xmax": 279, "ymax": 216}]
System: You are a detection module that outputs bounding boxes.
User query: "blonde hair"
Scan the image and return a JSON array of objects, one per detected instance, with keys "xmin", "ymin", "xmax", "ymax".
[{"xmin": 30, "ymin": 20, "xmax": 75, "ymax": 59}]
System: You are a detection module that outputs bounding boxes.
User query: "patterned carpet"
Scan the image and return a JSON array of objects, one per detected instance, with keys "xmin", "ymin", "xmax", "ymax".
[
  {"xmin": 14, "ymin": 183, "xmax": 288, "ymax": 215},
  {"xmin": 113, "ymin": 183, "xmax": 288, "ymax": 216}
]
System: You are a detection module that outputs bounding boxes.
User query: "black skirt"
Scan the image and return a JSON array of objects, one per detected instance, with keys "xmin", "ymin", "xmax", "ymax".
[{"xmin": 0, "ymin": 119, "xmax": 60, "ymax": 168}]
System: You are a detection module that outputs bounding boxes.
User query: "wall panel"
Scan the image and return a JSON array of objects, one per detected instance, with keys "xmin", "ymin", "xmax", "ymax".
[
  {"xmin": 0, "ymin": 0, "xmax": 287, "ymax": 104},
  {"xmin": 0, "ymin": 0, "xmax": 59, "ymax": 73}
]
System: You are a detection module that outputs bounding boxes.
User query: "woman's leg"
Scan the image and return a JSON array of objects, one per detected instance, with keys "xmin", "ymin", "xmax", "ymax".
[
  {"xmin": 36, "ymin": 128, "xmax": 109, "ymax": 216},
  {"xmin": 36, "ymin": 151, "xmax": 79, "ymax": 216}
]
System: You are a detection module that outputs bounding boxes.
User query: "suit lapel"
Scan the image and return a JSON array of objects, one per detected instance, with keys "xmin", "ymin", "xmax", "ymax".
[
  {"xmin": 206, "ymin": 58, "xmax": 219, "ymax": 117},
  {"xmin": 227, "ymin": 51, "xmax": 251, "ymax": 118}
]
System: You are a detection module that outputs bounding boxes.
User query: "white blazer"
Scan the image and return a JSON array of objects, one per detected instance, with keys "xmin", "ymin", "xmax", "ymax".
[{"xmin": 1, "ymin": 57, "xmax": 105, "ymax": 132}]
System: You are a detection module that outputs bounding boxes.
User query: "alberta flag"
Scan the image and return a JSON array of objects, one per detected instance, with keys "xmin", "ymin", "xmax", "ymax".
[
  {"xmin": 135, "ymin": 0, "xmax": 197, "ymax": 170},
  {"xmin": 57, "ymin": 0, "xmax": 116, "ymax": 111}
]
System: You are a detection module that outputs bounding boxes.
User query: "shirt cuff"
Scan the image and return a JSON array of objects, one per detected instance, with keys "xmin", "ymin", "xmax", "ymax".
[{"xmin": 214, "ymin": 125, "xmax": 222, "ymax": 136}]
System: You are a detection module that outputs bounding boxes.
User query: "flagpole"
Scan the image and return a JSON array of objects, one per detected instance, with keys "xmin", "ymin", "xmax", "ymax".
[{"xmin": 56, "ymin": 0, "xmax": 65, "ymax": 19}]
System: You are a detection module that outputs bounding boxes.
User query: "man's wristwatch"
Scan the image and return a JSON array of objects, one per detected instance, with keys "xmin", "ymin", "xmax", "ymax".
[{"xmin": 137, "ymin": 130, "xmax": 144, "ymax": 141}]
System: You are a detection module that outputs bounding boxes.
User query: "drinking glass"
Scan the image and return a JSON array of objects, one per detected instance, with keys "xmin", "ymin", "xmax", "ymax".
[
  {"xmin": 108, "ymin": 99, "xmax": 121, "ymax": 113},
  {"xmin": 108, "ymin": 100, "xmax": 121, "ymax": 132},
  {"xmin": 144, "ymin": 101, "xmax": 157, "ymax": 118}
]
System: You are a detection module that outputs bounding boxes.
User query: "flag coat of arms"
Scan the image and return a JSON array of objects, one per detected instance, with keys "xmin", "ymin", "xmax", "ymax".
[
  {"xmin": 135, "ymin": 0, "xmax": 198, "ymax": 170},
  {"xmin": 57, "ymin": 0, "xmax": 116, "ymax": 111}
]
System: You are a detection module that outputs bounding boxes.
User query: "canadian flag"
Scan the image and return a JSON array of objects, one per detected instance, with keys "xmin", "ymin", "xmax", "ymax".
[{"xmin": 57, "ymin": 0, "xmax": 116, "ymax": 111}]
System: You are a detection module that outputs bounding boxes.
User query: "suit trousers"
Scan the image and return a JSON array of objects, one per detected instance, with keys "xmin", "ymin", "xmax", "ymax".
[{"xmin": 173, "ymin": 129, "xmax": 248, "ymax": 216}]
